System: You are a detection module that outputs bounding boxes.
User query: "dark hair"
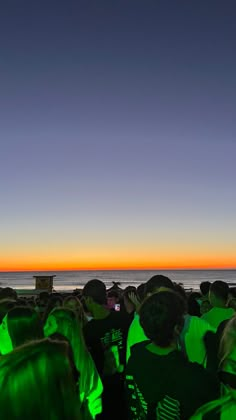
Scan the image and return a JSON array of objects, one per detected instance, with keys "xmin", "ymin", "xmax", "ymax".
[
  {"xmin": 123, "ymin": 286, "xmax": 136, "ymax": 299},
  {"xmin": 145, "ymin": 275, "xmax": 174, "ymax": 295},
  {"xmin": 7, "ymin": 307, "xmax": 43, "ymax": 348},
  {"xmin": 42, "ymin": 295, "xmax": 63, "ymax": 322},
  {"xmin": 0, "ymin": 338, "xmax": 81, "ymax": 420},
  {"xmin": 229, "ymin": 287, "xmax": 236, "ymax": 298},
  {"xmin": 173, "ymin": 283, "xmax": 187, "ymax": 301},
  {"xmin": 39, "ymin": 292, "xmax": 50, "ymax": 303},
  {"xmin": 137, "ymin": 283, "xmax": 146, "ymax": 303},
  {"xmin": 210, "ymin": 281, "xmax": 229, "ymax": 302},
  {"xmin": 139, "ymin": 291, "xmax": 186, "ymax": 347},
  {"xmin": 0, "ymin": 287, "xmax": 17, "ymax": 301},
  {"xmin": 187, "ymin": 292, "xmax": 201, "ymax": 317},
  {"xmin": 0, "ymin": 299, "xmax": 16, "ymax": 323},
  {"xmin": 107, "ymin": 290, "xmax": 120, "ymax": 299},
  {"xmin": 82, "ymin": 279, "xmax": 107, "ymax": 305},
  {"xmin": 200, "ymin": 281, "xmax": 211, "ymax": 296}
]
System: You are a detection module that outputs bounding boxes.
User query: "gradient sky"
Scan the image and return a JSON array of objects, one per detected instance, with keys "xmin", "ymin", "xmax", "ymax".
[{"xmin": 1, "ymin": 0, "xmax": 236, "ymax": 271}]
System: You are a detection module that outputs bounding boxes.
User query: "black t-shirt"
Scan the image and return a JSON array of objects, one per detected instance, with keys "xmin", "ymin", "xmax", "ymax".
[
  {"xmin": 125, "ymin": 341, "xmax": 220, "ymax": 420},
  {"xmin": 83, "ymin": 311, "xmax": 129, "ymax": 377}
]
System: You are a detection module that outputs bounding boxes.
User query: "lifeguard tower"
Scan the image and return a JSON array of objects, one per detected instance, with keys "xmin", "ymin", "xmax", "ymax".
[{"xmin": 34, "ymin": 275, "xmax": 55, "ymax": 293}]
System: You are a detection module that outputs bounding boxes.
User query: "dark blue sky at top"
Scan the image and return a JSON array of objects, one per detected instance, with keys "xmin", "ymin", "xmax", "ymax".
[{"xmin": 1, "ymin": 0, "xmax": 236, "ymax": 263}]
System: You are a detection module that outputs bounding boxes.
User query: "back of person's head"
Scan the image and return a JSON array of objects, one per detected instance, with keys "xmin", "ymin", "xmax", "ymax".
[
  {"xmin": 6, "ymin": 306, "xmax": 43, "ymax": 348},
  {"xmin": 0, "ymin": 287, "xmax": 17, "ymax": 301},
  {"xmin": 82, "ymin": 279, "xmax": 107, "ymax": 305},
  {"xmin": 0, "ymin": 299, "xmax": 16, "ymax": 323},
  {"xmin": 44, "ymin": 307, "xmax": 79, "ymax": 338},
  {"xmin": 64, "ymin": 295, "xmax": 80, "ymax": 308},
  {"xmin": 173, "ymin": 283, "xmax": 187, "ymax": 301},
  {"xmin": 42, "ymin": 294, "xmax": 63, "ymax": 322},
  {"xmin": 63, "ymin": 295, "xmax": 85, "ymax": 324},
  {"xmin": 44, "ymin": 307, "xmax": 86, "ymax": 370},
  {"xmin": 122, "ymin": 287, "xmax": 137, "ymax": 312},
  {"xmin": 145, "ymin": 275, "xmax": 174, "ymax": 296},
  {"xmin": 139, "ymin": 291, "xmax": 186, "ymax": 347},
  {"xmin": 39, "ymin": 291, "xmax": 49, "ymax": 305},
  {"xmin": 187, "ymin": 292, "xmax": 201, "ymax": 317},
  {"xmin": 210, "ymin": 281, "xmax": 229, "ymax": 305},
  {"xmin": 0, "ymin": 338, "xmax": 81, "ymax": 420},
  {"xmin": 123, "ymin": 286, "xmax": 136, "ymax": 297},
  {"xmin": 137, "ymin": 283, "xmax": 146, "ymax": 303},
  {"xmin": 227, "ymin": 288, "xmax": 236, "ymax": 311},
  {"xmin": 200, "ymin": 281, "xmax": 211, "ymax": 296}
]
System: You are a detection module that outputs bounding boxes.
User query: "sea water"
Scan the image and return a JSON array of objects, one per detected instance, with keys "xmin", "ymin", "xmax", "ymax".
[{"xmin": 0, "ymin": 270, "xmax": 236, "ymax": 291}]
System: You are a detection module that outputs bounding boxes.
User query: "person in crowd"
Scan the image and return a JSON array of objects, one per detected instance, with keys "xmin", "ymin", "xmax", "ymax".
[
  {"xmin": 0, "ymin": 298, "xmax": 16, "ymax": 323},
  {"xmin": 227, "ymin": 287, "xmax": 236, "ymax": 311},
  {"xmin": 82, "ymin": 279, "xmax": 130, "ymax": 420},
  {"xmin": 126, "ymin": 291, "xmax": 220, "ymax": 419},
  {"xmin": 0, "ymin": 307, "xmax": 43, "ymax": 355},
  {"xmin": 202, "ymin": 281, "xmax": 235, "ymax": 328},
  {"xmin": 127, "ymin": 275, "xmax": 215, "ymax": 366},
  {"xmin": 0, "ymin": 338, "xmax": 82, "ymax": 419},
  {"xmin": 199, "ymin": 281, "xmax": 212, "ymax": 315},
  {"xmin": 187, "ymin": 292, "xmax": 202, "ymax": 317},
  {"xmin": 122, "ymin": 286, "xmax": 137, "ymax": 319},
  {"xmin": 106, "ymin": 290, "xmax": 120, "ymax": 310},
  {"xmin": 200, "ymin": 281, "xmax": 211, "ymax": 299},
  {"xmin": 0, "ymin": 287, "xmax": 17, "ymax": 301},
  {"xmin": 34, "ymin": 291, "xmax": 50, "ymax": 316},
  {"xmin": 44, "ymin": 307, "xmax": 103, "ymax": 419},
  {"xmin": 126, "ymin": 275, "xmax": 176, "ymax": 362},
  {"xmin": 64, "ymin": 295, "xmax": 86, "ymax": 326},
  {"xmin": 136, "ymin": 283, "xmax": 146, "ymax": 304},
  {"xmin": 191, "ymin": 315, "xmax": 236, "ymax": 419},
  {"xmin": 42, "ymin": 294, "xmax": 63, "ymax": 322}
]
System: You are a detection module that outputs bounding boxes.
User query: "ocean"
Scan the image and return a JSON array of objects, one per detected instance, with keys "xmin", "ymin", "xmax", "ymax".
[{"xmin": 0, "ymin": 269, "xmax": 236, "ymax": 291}]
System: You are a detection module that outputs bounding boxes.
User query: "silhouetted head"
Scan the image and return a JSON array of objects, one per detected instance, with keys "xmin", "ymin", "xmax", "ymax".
[
  {"xmin": 44, "ymin": 307, "xmax": 86, "ymax": 371},
  {"xmin": 187, "ymin": 292, "xmax": 201, "ymax": 317},
  {"xmin": 209, "ymin": 281, "xmax": 229, "ymax": 307},
  {"xmin": 0, "ymin": 307, "xmax": 43, "ymax": 354},
  {"xmin": 145, "ymin": 275, "xmax": 174, "ymax": 296},
  {"xmin": 42, "ymin": 294, "xmax": 63, "ymax": 322},
  {"xmin": 0, "ymin": 287, "xmax": 17, "ymax": 301},
  {"xmin": 63, "ymin": 295, "xmax": 85, "ymax": 324},
  {"xmin": 139, "ymin": 291, "xmax": 186, "ymax": 348},
  {"xmin": 82, "ymin": 279, "xmax": 107, "ymax": 306},
  {"xmin": 200, "ymin": 281, "xmax": 211, "ymax": 296},
  {"xmin": 137, "ymin": 283, "xmax": 146, "ymax": 303},
  {"xmin": 173, "ymin": 283, "xmax": 187, "ymax": 301},
  {"xmin": 0, "ymin": 299, "xmax": 16, "ymax": 323}
]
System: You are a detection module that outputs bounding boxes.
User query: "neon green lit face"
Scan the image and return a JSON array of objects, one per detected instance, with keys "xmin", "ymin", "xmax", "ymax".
[
  {"xmin": 44, "ymin": 315, "xmax": 58, "ymax": 337},
  {"xmin": 0, "ymin": 315, "xmax": 13, "ymax": 354}
]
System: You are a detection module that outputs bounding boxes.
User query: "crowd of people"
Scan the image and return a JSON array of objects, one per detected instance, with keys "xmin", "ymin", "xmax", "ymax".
[{"xmin": 0, "ymin": 275, "xmax": 236, "ymax": 419}]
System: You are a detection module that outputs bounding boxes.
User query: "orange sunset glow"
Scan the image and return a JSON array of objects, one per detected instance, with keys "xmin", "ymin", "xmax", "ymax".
[{"xmin": 1, "ymin": 247, "xmax": 236, "ymax": 272}]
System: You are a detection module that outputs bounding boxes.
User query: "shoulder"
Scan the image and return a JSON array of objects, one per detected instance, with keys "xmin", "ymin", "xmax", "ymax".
[
  {"xmin": 128, "ymin": 340, "xmax": 150, "ymax": 360},
  {"xmin": 190, "ymin": 315, "xmax": 216, "ymax": 332}
]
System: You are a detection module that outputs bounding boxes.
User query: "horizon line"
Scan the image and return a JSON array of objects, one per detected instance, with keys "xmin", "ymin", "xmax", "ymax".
[{"xmin": 1, "ymin": 266, "xmax": 236, "ymax": 273}]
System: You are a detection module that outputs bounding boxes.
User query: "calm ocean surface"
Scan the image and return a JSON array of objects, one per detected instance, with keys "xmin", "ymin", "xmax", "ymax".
[{"xmin": 0, "ymin": 270, "xmax": 236, "ymax": 291}]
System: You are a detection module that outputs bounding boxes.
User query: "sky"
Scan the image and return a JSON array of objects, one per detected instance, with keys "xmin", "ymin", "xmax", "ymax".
[{"xmin": 1, "ymin": 0, "xmax": 236, "ymax": 271}]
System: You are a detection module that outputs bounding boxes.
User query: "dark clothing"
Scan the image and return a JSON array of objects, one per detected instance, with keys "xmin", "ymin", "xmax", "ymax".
[
  {"xmin": 126, "ymin": 341, "xmax": 220, "ymax": 420},
  {"xmin": 83, "ymin": 311, "xmax": 129, "ymax": 376},
  {"xmin": 84, "ymin": 311, "xmax": 130, "ymax": 420},
  {"xmin": 204, "ymin": 319, "xmax": 230, "ymax": 373}
]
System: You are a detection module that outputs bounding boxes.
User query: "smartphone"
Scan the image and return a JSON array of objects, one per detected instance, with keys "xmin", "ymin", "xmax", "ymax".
[{"xmin": 114, "ymin": 304, "xmax": 120, "ymax": 311}]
